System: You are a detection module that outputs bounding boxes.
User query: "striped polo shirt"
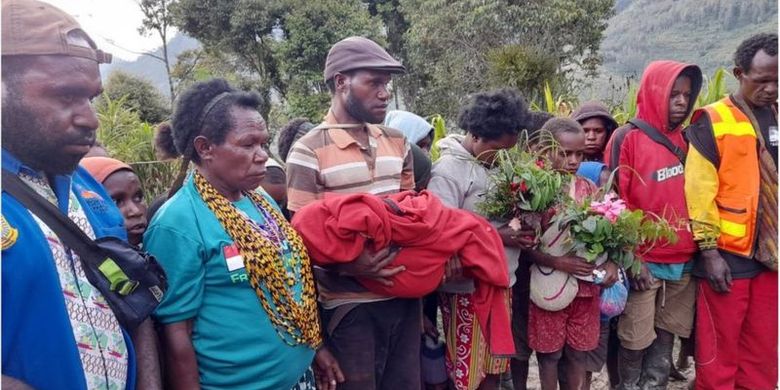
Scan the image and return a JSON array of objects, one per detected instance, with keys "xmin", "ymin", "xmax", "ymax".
[
  {"xmin": 286, "ymin": 112, "xmax": 414, "ymax": 212},
  {"xmin": 286, "ymin": 111, "xmax": 414, "ymax": 307}
]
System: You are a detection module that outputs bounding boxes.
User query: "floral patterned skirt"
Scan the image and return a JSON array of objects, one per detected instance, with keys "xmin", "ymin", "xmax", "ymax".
[{"xmin": 439, "ymin": 292, "xmax": 510, "ymax": 390}]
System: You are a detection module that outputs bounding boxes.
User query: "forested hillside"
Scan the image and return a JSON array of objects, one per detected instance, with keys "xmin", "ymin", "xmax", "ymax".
[{"xmin": 601, "ymin": 0, "xmax": 777, "ymax": 76}]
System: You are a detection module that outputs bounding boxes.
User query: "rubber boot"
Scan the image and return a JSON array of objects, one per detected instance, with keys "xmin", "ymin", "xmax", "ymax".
[
  {"xmin": 640, "ymin": 330, "xmax": 674, "ymax": 390},
  {"xmin": 616, "ymin": 346, "xmax": 644, "ymax": 390}
]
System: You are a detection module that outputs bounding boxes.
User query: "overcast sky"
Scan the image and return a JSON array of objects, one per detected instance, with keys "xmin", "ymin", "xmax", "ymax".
[{"xmin": 46, "ymin": 0, "xmax": 177, "ymax": 61}]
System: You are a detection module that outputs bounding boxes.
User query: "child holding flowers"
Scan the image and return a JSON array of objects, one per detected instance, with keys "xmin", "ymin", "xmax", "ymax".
[
  {"xmin": 518, "ymin": 118, "xmax": 678, "ymax": 390},
  {"xmin": 523, "ymin": 118, "xmax": 620, "ymax": 390}
]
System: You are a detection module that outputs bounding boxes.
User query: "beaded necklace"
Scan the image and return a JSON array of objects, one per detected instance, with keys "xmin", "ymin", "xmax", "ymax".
[{"xmin": 194, "ymin": 171, "xmax": 321, "ymax": 347}]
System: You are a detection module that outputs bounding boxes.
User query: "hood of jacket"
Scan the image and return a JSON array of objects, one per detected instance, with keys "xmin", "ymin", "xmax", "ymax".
[
  {"xmin": 636, "ymin": 60, "xmax": 703, "ymax": 133},
  {"xmin": 436, "ymin": 134, "xmax": 473, "ymax": 160},
  {"xmin": 571, "ymin": 100, "xmax": 619, "ymax": 140},
  {"xmin": 384, "ymin": 110, "xmax": 434, "ymax": 144}
]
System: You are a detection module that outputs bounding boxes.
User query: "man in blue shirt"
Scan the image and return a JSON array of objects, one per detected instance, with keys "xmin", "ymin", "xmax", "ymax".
[{"xmin": 1, "ymin": 0, "xmax": 160, "ymax": 388}]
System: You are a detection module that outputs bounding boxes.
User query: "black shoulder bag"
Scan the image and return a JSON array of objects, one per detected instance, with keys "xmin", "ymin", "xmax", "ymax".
[
  {"xmin": 627, "ymin": 118, "xmax": 687, "ymax": 164},
  {"xmin": 2, "ymin": 171, "xmax": 167, "ymax": 330}
]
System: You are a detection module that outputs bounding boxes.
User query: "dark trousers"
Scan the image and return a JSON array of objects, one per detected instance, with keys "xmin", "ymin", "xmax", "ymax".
[
  {"xmin": 512, "ymin": 257, "xmax": 533, "ymax": 390},
  {"xmin": 322, "ymin": 298, "xmax": 422, "ymax": 390}
]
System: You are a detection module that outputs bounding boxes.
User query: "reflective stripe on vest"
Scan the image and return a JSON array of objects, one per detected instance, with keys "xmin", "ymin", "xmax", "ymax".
[
  {"xmin": 699, "ymin": 97, "xmax": 759, "ymax": 258},
  {"xmin": 709, "ymin": 101, "xmax": 755, "ymax": 138},
  {"xmin": 720, "ymin": 218, "xmax": 747, "ymax": 238}
]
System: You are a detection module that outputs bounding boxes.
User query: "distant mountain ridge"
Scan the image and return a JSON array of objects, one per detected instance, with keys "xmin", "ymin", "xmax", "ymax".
[{"xmin": 101, "ymin": 34, "xmax": 200, "ymax": 96}]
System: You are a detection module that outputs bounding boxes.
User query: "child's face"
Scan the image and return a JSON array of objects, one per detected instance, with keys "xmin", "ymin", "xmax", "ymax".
[
  {"xmin": 103, "ymin": 170, "xmax": 147, "ymax": 246},
  {"xmin": 548, "ymin": 131, "xmax": 586, "ymax": 174}
]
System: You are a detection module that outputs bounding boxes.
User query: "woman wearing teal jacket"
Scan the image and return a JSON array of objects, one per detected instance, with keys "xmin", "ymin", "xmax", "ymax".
[{"xmin": 145, "ymin": 79, "xmax": 335, "ymax": 390}]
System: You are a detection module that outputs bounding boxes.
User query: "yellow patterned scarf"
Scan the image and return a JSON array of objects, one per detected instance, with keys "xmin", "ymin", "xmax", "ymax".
[{"xmin": 194, "ymin": 171, "xmax": 322, "ymax": 347}]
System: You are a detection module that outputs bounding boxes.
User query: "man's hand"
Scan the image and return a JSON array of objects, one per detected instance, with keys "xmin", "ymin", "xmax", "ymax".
[
  {"xmin": 551, "ymin": 255, "xmax": 596, "ymax": 277},
  {"xmin": 701, "ymin": 249, "xmax": 732, "ymax": 293},
  {"xmin": 442, "ymin": 256, "xmax": 465, "ymax": 284},
  {"xmin": 597, "ymin": 261, "xmax": 620, "ymax": 287},
  {"xmin": 629, "ymin": 263, "xmax": 657, "ymax": 291},
  {"xmin": 338, "ymin": 246, "xmax": 405, "ymax": 286},
  {"xmin": 313, "ymin": 347, "xmax": 345, "ymax": 390}
]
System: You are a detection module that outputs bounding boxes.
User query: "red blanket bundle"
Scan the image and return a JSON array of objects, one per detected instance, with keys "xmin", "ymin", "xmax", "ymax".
[{"xmin": 291, "ymin": 190, "xmax": 515, "ymax": 355}]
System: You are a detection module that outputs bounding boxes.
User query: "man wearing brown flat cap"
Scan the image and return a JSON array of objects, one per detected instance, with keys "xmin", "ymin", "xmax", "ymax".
[
  {"xmin": 1, "ymin": 0, "xmax": 160, "ymax": 389},
  {"xmin": 286, "ymin": 36, "xmax": 421, "ymax": 390}
]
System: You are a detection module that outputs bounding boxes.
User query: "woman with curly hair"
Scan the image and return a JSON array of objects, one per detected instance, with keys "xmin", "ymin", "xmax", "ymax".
[
  {"xmin": 145, "ymin": 79, "xmax": 342, "ymax": 390},
  {"xmin": 427, "ymin": 88, "xmax": 534, "ymax": 390}
]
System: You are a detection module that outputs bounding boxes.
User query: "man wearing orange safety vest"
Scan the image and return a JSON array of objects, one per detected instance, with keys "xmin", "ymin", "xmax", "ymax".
[{"xmin": 684, "ymin": 32, "xmax": 778, "ymax": 390}]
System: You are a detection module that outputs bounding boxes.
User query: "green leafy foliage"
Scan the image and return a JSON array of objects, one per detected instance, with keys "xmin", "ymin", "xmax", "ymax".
[
  {"xmin": 697, "ymin": 67, "xmax": 731, "ymax": 107},
  {"xmin": 428, "ymin": 114, "xmax": 447, "ymax": 162},
  {"xmin": 171, "ymin": 0, "xmax": 285, "ymax": 116},
  {"xmin": 95, "ymin": 95, "xmax": 178, "ymax": 201},
  {"xmin": 486, "ymin": 45, "xmax": 563, "ymax": 104},
  {"xmin": 529, "ymin": 82, "xmax": 575, "ymax": 117},
  {"xmin": 552, "ymin": 193, "xmax": 679, "ymax": 275},
  {"xmin": 611, "ymin": 83, "xmax": 638, "ymax": 125},
  {"xmin": 277, "ymin": 0, "xmax": 383, "ymax": 119},
  {"xmin": 99, "ymin": 71, "xmax": 170, "ymax": 124},
  {"xmin": 478, "ymin": 145, "xmax": 565, "ymax": 219}
]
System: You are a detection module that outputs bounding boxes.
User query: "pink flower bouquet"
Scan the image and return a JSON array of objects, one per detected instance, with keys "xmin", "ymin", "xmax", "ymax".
[{"xmin": 550, "ymin": 191, "xmax": 678, "ymax": 275}]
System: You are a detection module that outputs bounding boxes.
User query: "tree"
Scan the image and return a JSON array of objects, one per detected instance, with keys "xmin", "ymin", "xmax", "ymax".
[
  {"xmin": 366, "ymin": 0, "xmax": 407, "ymax": 58},
  {"xmin": 486, "ymin": 45, "xmax": 564, "ymax": 102},
  {"xmin": 171, "ymin": 0, "xmax": 381, "ymax": 119},
  {"xmin": 277, "ymin": 0, "xmax": 382, "ymax": 119},
  {"xmin": 100, "ymin": 70, "xmax": 171, "ymax": 124},
  {"xmin": 138, "ymin": 0, "xmax": 176, "ymax": 103},
  {"xmin": 400, "ymin": 0, "xmax": 614, "ymax": 120},
  {"xmin": 365, "ymin": 0, "xmax": 413, "ymax": 108},
  {"xmin": 171, "ymin": 48, "xmax": 271, "ymax": 115},
  {"xmin": 171, "ymin": 0, "xmax": 286, "ymax": 114}
]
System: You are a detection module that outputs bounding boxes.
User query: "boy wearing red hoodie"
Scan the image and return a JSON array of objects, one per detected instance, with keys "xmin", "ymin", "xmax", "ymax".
[{"xmin": 604, "ymin": 61, "xmax": 702, "ymax": 390}]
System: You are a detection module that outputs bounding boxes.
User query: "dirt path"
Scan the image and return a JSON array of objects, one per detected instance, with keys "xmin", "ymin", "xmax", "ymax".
[{"xmin": 518, "ymin": 340, "xmax": 695, "ymax": 389}]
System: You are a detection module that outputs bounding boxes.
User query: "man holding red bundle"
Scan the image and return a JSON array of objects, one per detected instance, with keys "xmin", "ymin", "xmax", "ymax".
[
  {"xmin": 286, "ymin": 36, "xmax": 420, "ymax": 390},
  {"xmin": 291, "ymin": 190, "xmax": 514, "ymax": 356}
]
